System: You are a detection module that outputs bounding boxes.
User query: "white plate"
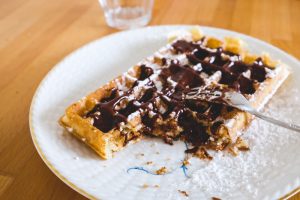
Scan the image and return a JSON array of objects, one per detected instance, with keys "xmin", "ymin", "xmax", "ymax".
[{"xmin": 29, "ymin": 25, "xmax": 300, "ymax": 200}]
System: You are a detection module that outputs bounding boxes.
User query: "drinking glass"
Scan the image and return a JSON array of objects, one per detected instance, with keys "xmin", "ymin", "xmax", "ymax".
[{"xmin": 99, "ymin": 0, "xmax": 154, "ymax": 30}]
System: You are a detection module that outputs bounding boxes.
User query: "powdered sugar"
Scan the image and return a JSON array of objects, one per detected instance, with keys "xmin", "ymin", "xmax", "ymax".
[{"xmin": 182, "ymin": 81, "xmax": 300, "ymax": 199}]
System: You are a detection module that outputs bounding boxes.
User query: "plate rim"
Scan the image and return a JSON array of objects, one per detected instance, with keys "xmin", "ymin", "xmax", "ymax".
[{"xmin": 29, "ymin": 25, "xmax": 300, "ymax": 200}]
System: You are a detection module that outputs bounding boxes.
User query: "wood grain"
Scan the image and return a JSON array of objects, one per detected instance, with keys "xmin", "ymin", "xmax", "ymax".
[{"xmin": 0, "ymin": 0, "xmax": 299, "ymax": 199}]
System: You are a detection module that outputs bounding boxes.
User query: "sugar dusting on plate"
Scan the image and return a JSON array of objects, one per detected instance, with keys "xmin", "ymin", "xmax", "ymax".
[{"xmin": 180, "ymin": 85, "xmax": 300, "ymax": 199}]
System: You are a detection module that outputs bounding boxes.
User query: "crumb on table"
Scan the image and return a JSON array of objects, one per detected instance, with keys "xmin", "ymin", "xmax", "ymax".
[
  {"xmin": 211, "ymin": 197, "xmax": 221, "ymax": 200},
  {"xmin": 142, "ymin": 184, "xmax": 149, "ymax": 188}
]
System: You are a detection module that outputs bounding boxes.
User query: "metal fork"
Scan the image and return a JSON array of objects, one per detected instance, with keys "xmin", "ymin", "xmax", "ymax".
[{"xmin": 186, "ymin": 88, "xmax": 300, "ymax": 133}]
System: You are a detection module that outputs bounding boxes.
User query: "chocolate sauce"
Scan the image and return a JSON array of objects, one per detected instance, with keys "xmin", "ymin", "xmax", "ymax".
[
  {"xmin": 172, "ymin": 40, "xmax": 200, "ymax": 53},
  {"xmin": 86, "ymin": 91, "xmax": 127, "ymax": 132},
  {"xmin": 85, "ymin": 39, "xmax": 273, "ymax": 148},
  {"xmin": 139, "ymin": 65, "xmax": 154, "ymax": 80},
  {"xmin": 185, "ymin": 41, "xmax": 271, "ymax": 94},
  {"xmin": 179, "ymin": 110, "xmax": 210, "ymax": 146},
  {"xmin": 210, "ymin": 121, "xmax": 224, "ymax": 135},
  {"xmin": 169, "ymin": 63, "xmax": 204, "ymax": 87}
]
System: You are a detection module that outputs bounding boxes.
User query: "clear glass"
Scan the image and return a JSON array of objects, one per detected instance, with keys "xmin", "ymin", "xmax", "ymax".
[{"xmin": 99, "ymin": 0, "xmax": 154, "ymax": 30}]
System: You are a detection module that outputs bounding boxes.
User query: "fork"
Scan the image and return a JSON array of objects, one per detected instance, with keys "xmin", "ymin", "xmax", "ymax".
[{"xmin": 186, "ymin": 87, "xmax": 300, "ymax": 133}]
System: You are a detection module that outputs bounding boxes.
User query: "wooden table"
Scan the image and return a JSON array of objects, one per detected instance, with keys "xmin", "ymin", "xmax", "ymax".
[{"xmin": 0, "ymin": 0, "xmax": 299, "ymax": 199}]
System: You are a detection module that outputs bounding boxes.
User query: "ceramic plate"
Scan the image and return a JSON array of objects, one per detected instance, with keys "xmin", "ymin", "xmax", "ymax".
[{"xmin": 29, "ymin": 25, "xmax": 300, "ymax": 200}]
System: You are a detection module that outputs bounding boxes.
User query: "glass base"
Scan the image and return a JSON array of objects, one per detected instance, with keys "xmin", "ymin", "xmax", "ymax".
[{"xmin": 104, "ymin": 7, "xmax": 151, "ymax": 30}]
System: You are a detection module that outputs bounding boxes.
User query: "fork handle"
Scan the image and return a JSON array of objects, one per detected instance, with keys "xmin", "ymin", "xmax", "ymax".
[{"xmin": 248, "ymin": 109, "xmax": 300, "ymax": 133}]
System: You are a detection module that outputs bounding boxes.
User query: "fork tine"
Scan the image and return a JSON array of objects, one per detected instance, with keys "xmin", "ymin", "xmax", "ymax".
[
  {"xmin": 189, "ymin": 87, "xmax": 201, "ymax": 91},
  {"xmin": 187, "ymin": 91, "xmax": 198, "ymax": 95}
]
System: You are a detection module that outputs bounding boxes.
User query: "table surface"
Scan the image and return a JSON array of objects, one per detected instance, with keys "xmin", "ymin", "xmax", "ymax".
[{"xmin": 0, "ymin": 0, "xmax": 299, "ymax": 199}]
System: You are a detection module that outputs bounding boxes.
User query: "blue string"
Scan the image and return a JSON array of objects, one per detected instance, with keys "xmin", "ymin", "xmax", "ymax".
[
  {"xmin": 127, "ymin": 142, "xmax": 191, "ymax": 177},
  {"xmin": 182, "ymin": 141, "xmax": 191, "ymax": 178},
  {"xmin": 127, "ymin": 166, "xmax": 158, "ymax": 175},
  {"xmin": 180, "ymin": 164, "xmax": 189, "ymax": 178}
]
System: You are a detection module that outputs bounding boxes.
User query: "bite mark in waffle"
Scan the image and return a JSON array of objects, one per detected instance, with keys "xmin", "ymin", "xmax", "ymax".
[{"xmin": 59, "ymin": 27, "xmax": 289, "ymax": 159}]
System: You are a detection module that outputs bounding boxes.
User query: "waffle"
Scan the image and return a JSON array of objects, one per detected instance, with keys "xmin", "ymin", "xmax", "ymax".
[{"xmin": 59, "ymin": 27, "xmax": 289, "ymax": 159}]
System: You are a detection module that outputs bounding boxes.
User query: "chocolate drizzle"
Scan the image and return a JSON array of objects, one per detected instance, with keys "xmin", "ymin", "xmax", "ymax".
[{"xmin": 85, "ymin": 39, "xmax": 274, "ymax": 149}]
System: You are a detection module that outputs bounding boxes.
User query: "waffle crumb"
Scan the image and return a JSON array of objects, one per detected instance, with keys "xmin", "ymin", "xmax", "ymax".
[
  {"xmin": 156, "ymin": 167, "xmax": 167, "ymax": 175},
  {"xmin": 229, "ymin": 137, "xmax": 250, "ymax": 156},
  {"xmin": 142, "ymin": 184, "xmax": 149, "ymax": 188},
  {"xmin": 183, "ymin": 159, "xmax": 190, "ymax": 166},
  {"xmin": 211, "ymin": 197, "xmax": 221, "ymax": 200},
  {"xmin": 154, "ymin": 184, "xmax": 160, "ymax": 188},
  {"xmin": 195, "ymin": 147, "xmax": 213, "ymax": 160},
  {"xmin": 146, "ymin": 161, "xmax": 153, "ymax": 165},
  {"xmin": 236, "ymin": 137, "xmax": 250, "ymax": 151},
  {"xmin": 178, "ymin": 190, "xmax": 189, "ymax": 197},
  {"xmin": 156, "ymin": 151, "xmax": 160, "ymax": 155},
  {"xmin": 228, "ymin": 146, "xmax": 239, "ymax": 156}
]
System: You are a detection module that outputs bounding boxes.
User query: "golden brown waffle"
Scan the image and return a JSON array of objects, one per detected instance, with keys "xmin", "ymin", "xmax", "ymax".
[{"xmin": 59, "ymin": 27, "xmax": 289, "ymax": 159}]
